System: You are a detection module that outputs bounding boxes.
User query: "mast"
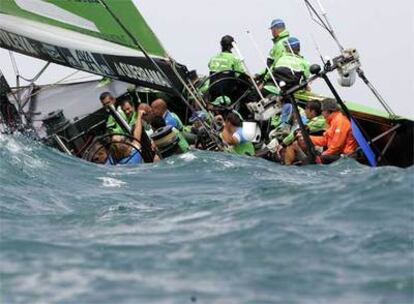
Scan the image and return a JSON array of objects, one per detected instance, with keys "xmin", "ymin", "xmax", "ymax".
[{"xmin": 97, "ymin": 0, "xmax": 223, "ymax": 150}]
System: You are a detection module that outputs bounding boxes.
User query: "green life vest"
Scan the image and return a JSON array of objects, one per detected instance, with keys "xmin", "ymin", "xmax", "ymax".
[
  {"xmin": 274, "ymin": 52, "xmax": 311, "ymax": 79},
  {"xmin": 308, "ymin": 115, "xmax": 327, "ymax": 134},
  {"xmin": 208, "ymin": 51, "xmax": 245, "ymax": 74},
  {"xmin": 171, "ymin": 112, "xmax": 184, "ymax": 132},
  {"xmin": 220, "ymin": 131, "xmax": 255, "ymax": 156}
]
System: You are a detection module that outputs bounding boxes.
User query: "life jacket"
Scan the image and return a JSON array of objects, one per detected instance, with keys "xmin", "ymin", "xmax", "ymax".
[{"xmin": 274, "ymin": 53, "xmax": 311, "ymax": 78}]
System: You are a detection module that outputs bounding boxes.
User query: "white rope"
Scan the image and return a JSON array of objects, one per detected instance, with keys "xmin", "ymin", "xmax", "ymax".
[
  {"xmin": 19, "ymin": 70, "xmax": 80, "ymax": 109},
  {"xmin": 232, "ymin": 41, "xmax": 264, "ymax": 100},
  {"xmin": 303, "ymin": 0, "xmax": 396, "ymax": 118},
  {"xmin": 246, "ymin": 30, "xmax": 282, "ymax": 91}
]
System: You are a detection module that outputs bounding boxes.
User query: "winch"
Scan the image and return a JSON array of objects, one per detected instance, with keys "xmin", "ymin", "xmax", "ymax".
[
  {"xmin": 333, "ymin": 48, "xmax": 361, "ymax": 87},
  {"xmin": 151, "ymin": 126, "xmax": 180, "ymax": 158},
  {"xmin": 246, "ymin": 96, "xmax": 282, "ymax": 121}
]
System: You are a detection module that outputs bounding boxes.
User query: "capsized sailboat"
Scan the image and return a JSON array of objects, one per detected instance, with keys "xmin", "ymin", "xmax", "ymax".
[{"xmin": 0, "ymin": 0, "xmax": 412, "ymax": 167}]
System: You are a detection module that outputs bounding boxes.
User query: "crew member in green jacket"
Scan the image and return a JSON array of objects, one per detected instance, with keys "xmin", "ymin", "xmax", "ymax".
[
  {"xmin": 100, "ymin": 92, "xmax": 137, "ymax": 135},
  {"xmin": 273, "ymin": 37, "xmax": 311, "ymax": 79},
  {"xmin": 208, "ymin": 35, "xmax": 245, "ymax": 74},
  {"xmin": 268, "ymin": 19, "xmax": 290, "ymax": 68},
  {"xmin": 283, "ymin": 100, "xmax": 326, "ymax": 146},
  {"xmin": 258, "ymin": 19, "xmax": 290, "ymax": 81},
  {"xmin": 283, "ymin": 100, "xmax": 326, "ymax": 165},
  {"xmin": 263, "ymin": 36, "xmax": 311, "ymax": 90}
]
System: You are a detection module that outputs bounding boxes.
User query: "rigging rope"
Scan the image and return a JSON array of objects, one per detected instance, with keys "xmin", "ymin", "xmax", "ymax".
[
  {"xmin": 18, "ymin": 70, "xmax": 80, "ymax": 110},
  {"xmin": 303, "ymin": 0, "xmax": 396, "ymax": 118},
  {"xmin": 97, "ymin": 0, "xmax": 224, "ymax": 150},
  {"xmin": 8, "ymin": 51, "xmax": 20, "ymax": 82}
]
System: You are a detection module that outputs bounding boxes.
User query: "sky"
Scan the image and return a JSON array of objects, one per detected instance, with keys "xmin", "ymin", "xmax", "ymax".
[{"xmin": 0, "ymin": 0, "xmax": 413, "ymax": 118}]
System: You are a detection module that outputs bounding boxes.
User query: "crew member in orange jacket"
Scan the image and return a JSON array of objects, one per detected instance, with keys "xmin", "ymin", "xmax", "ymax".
[{"xmin": 310, "ymin": 98, "xmax": 358, "ymax": 164}]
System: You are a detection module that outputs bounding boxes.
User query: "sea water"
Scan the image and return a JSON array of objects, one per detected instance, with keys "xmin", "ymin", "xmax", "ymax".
[{"xmin": 0, "ymin": 134, "xmax": 413, "ymax": 304}]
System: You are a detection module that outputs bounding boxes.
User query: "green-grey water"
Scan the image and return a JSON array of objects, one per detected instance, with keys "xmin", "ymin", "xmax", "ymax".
[{"xmin": 0, "ymin": 134, "xmax": 413, "ymax": 303}]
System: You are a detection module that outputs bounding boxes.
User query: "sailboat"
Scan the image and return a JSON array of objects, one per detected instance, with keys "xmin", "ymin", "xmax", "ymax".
[{"xmin": 0, "ymin": 0, "xmax": 412, "ymax": 167}]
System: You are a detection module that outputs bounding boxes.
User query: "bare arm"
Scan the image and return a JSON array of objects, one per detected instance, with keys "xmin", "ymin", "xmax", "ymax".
[
  {"xmin": 132, "ymin": 110, "xmax": 144, "ymax": 148},
  {"xmin": 222, "ymin": 127, "xmax": 239, "ymax": 146}
]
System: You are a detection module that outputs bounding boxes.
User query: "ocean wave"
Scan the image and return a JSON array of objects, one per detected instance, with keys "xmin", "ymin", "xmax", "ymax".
[{"xmin": 1, "ymin": 134, "xmax": 413, "ymax": 303}]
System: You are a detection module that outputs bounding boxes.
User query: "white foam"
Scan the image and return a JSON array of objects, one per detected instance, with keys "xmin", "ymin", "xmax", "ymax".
[
  {"xmin": 179, "ymin": 152, "xmax": 197, "ymax": 162},
  {"xmin": 98, "ymin": 177, "xmax": 127, "ymax": 188},
  {"xmin": 221, "ymin": 160, "xmax": 236, "ymax": 168}
]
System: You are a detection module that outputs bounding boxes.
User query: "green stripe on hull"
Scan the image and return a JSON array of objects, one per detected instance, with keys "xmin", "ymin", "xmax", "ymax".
[{"xmin": 295, "ymin": 91, "xmax": 412, "ymax": 122}]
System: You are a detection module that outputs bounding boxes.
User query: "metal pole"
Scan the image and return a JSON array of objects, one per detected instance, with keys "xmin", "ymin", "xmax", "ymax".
[
  {"xmin": 321, "ymin": 73, "xmax": 378, "ymax": 166},
  {"xmin": 285, "ymin": 94, "xmax": 317, "ymax": 164},
  {"xmin": 304, "ymin": 0, "xmax": 396, "ymax": 119},
  {"xmin": 53, "ymin": 134, "xmax": 72, "ymax": 155},
  {"xmin": 107, "ymin": 104, "xmax": 132, "ymax": 134}
]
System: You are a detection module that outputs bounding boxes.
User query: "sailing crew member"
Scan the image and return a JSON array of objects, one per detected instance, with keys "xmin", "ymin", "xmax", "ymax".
[
  {"xmin": 151, "ymin": 98, "xmax": 184, "ymax": 131},
  {"xmin": 262, "ymin": 37, "xmax": 311, "ymax": 106},
  {"xmin": 269, "ymin": 37, "xmax": 311, "ymax": 83},
  {"xmin": 283, "ymin": 100, "xmax": 327, "ymax": 165},
  {"xmin": 257, "ymin": 19, "xmax": 290, "ymax": 81},
  {"xmin": 302, "ymin": 98, "xmax": 358, "ymax": 164},
  {"xmin": 208, "ymin": 35, "xmax": 246, "ymax": 74},
  {"xmin": 266, "ymin": 38, "xmax": 310, "ymax": 142},
  {"xmin": 100, "ymin": 92, "xmax": 136, "ymax": 135},
  {"xmin": 119, "ymin": 98, "xmax": 137, "ymax": 129},
  {"xmin": 268, "ymin": 19, "xmax": 290, "ymax": 67},
  {"xmin": 106, "ymin": 109, "xmax": 146, "ymax": 166},
  {"xmin": 221, "ymin": 112, "xmax": 255, "ymax": 156},
  {"xmin": 137, "ymin": 103, "xmax": 154, "ymax": 137},
  {"xmin": 100, "ymin": 91, "xmax": 118, "ymax": 133}
]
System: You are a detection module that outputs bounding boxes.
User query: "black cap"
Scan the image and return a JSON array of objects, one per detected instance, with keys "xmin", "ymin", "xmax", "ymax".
[{"xmin": 221, "ymin": 35, "xmax": 235, "ymax": 49}]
